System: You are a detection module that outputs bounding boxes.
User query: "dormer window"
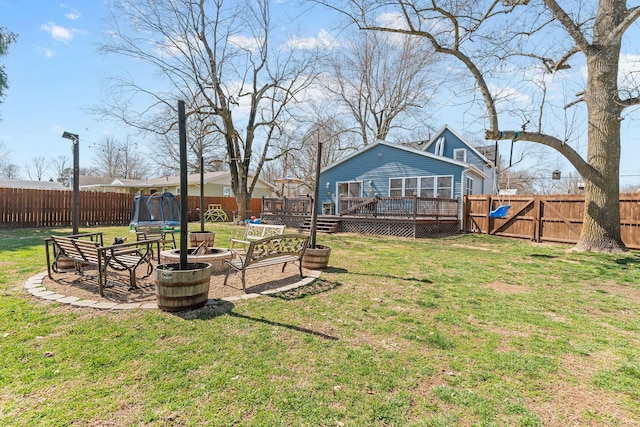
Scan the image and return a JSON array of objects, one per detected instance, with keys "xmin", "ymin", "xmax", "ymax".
[{"xmin": 454, "ymin": 148, "xmax": 467, "ymax": 163}]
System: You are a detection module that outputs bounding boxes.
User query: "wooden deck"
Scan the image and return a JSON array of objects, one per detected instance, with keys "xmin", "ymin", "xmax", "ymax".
[{"xmin": 261, "ymin": 196, "xmax": 460, "ymax": 238}]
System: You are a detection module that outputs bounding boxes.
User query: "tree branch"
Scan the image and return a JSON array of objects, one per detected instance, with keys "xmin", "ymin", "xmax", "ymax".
[
  {"xmin": 485, "ymin": 129, "xmax": 598, "ymax": 185},
  {"xmin": 543, "ymin": 0, "xmax": 591, "ymax": 53},
  {"xmin": 607, "ymin": 5, "xmax": 640, "ymax": 43}
]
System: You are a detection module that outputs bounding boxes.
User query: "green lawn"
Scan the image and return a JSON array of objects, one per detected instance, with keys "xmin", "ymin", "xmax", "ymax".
[{"xmin": 1, "ymin": 224, "xmax": 639, "ymax": 426}]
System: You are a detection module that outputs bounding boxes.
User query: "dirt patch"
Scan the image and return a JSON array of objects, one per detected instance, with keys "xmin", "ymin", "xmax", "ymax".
[
  {"xmin": 39, "ymin": 260, "xmax": 314, "ymax": 305},
  {"xmin": 451, "ymin": 244, "xmax": 500, "ymax": 253},
  {"xmin": 526, "ymin": 352, "xmax": 638, "ymax": 426},
  {"xmin": 486, "ymin": 281, "xmax": 528, "ymax": 294},
  {"xmin": 590, "ymin": 281, "xmax": 640, "ymax": 305}
]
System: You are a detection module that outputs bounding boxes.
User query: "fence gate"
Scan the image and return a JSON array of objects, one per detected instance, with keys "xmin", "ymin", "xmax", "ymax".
[{"xmin": 464, "ymin": 194, "xmax": 640, "ymax": 249}]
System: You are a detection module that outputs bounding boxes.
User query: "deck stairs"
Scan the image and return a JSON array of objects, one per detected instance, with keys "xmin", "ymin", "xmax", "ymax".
[{"xmin": 300, "ymin": 216, "xmax": 341, "ymax": 234}]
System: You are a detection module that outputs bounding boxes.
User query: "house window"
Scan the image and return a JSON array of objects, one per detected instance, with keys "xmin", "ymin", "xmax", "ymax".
[
  {"xmin": 454, "ymin": 148, "xmax": 467, "ymax": 163},
  {"xmin": 420, "ymin": 177, "xmax": 434, "ymax": 197},
  {"xmin": 337, "ymin": 181, "xmax": 362, "ymax": 198},
  {"xmin": 390, "ymin": 175, "xmax": 453, "ymax": 198},
  {"xmin": 390, "ymin": 178, "xmax": 403, "ymax": 196},
  {"xmin": 405, "ymin": 178, "xmax": 418, "ymax": 196},
  {"xmin": 436, "ymin": 176, "xmax": 453, "ymax": 198},
  {"xmin": 465, "ymin": 176, "xmax": 474, "ymax": 196},
  {"xmin": 223, "ymin": 187, "xmax": 232, "ymax": 196}
]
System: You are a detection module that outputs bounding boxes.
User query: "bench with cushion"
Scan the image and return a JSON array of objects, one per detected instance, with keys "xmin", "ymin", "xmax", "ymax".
[
  {"xmin": 224, "ymin": 233, "xmax": 310, "ymax": 291},
  {"xmin": 45, "ymin": 232, "xmax": 160, "ymax": 296},
  {"xmin": 229, "ymin": 223, "xmax": 286, "ymax": 251}
]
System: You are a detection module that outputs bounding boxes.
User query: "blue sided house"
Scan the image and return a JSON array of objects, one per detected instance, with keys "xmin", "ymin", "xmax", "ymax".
[{"xmin": 318, "ymin": 125, "xmax": 497, "ymax": 222}]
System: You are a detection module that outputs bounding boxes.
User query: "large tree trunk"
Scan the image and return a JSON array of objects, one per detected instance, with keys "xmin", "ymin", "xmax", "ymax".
[{"xmin": 574, "ymin": 12, "xmax": 625, "ymax": 252}]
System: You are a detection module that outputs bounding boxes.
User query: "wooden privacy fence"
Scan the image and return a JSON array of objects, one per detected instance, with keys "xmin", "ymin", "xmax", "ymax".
[
  {"xmin": 464, "ymin": 194, "xmax": 640, "ymax": 249},
  {"xmin": 0, "ymin": 188, "xmax": 263, "ymax": 228}
]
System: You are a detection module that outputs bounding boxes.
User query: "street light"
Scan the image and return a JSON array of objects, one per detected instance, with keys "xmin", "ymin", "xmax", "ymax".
[{"xmin": 62, "ymin": 131, "xmax": 79, "ymax": 234}]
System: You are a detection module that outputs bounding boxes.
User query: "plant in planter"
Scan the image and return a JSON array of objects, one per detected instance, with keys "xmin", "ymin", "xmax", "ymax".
[{"xmin": 153, "ymin": 100, "xmax": 212, "ymax": 312}]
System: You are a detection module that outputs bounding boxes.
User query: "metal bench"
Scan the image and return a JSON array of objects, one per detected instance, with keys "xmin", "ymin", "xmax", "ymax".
[
  {"xmin": 45, "ymin": 232, "xmax": 160, "ymax": 296},
  {"xmin": 223, "ymin": 234, "xmax": 309, "ymax": 291},
  {"xmin": 229, "ymin": 223, "xmax": 286, "ymax": 251},
  {"xmin": 135, "ymin": 226, "xmax": 177, "ymax": 250}
]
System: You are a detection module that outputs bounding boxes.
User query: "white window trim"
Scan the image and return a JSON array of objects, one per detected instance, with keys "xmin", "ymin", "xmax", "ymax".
[
  {"xmin": 388, "ymin": 175, "xmax": 454, "ymax": 199},
  {"xmin": 454, "ymin": 148, "xmax": 467, "ymax": 163}
]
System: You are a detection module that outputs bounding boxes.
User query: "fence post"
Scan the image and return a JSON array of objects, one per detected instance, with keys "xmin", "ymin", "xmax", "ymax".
[
  {"xmin": 486, "ymin": 196, "xmax": 492, "ymax": 234},
  {"xmin": 533, "ymin": 197, "xmax": 541, "ymax": 242},
  {"xmin": 462, "ymin": 196, "xmax": 467, "ymax": 232}
]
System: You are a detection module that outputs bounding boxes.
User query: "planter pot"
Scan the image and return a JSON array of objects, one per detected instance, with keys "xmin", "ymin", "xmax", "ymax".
[
  {"xmin": 302, "ymin": 245, "xmax": 331, "ymax": 270},
  {"xmin": 189, "ymin": 231, "xmax": 215, "ymax": 248},
  {"xmin": 54, "ymin": 257, "xmax": 90, "ymax": 272},
  {"xmin": 154, "ymin": 262, "xmax": 212, "ymax": 312}
]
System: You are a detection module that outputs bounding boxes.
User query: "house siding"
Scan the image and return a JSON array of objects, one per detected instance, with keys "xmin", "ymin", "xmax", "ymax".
[
  {"xmin": 320, "ymin": 143, "xmax": 466, "ymax": 213},
  {"xmin": 165, "ymin": 184, "xmax": 272, "ymax": 198},
  {"xmin": 425, "ymin": 128, "xmax": 487, "ymax": 171}
]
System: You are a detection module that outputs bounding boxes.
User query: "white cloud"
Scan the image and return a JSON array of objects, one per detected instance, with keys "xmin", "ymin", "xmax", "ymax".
[
  {"xmin": 36, "ymin": 47, "xmax": 56, "ymax": 58},
  {"xmin": 228, "ymin": 34, "xmax": 263, "ymax": 52},
  {"xmin": 489, "ymin": 83, "xmax": 531, "ymax": 105},
  {"xmin": 620, "ymin": 53, "xmax": 640, "ymax": 75},
  {"xmin": 65, "ymin": 11, "xmax": 81, "ymax": 21},
  {"xmin": 40, "ymin": 22, "xmax": 74, "ymax": 43},
  {"xmin": 284, "ymin": 30, "xmax": 336, "ymax": 50},
  {"xmin": 619, "ymin": 54, "xmax": 640, "ymax": 93},
  {"xmin": 375, "ymin": 12, "xmax": 407, "ymax": 30}
]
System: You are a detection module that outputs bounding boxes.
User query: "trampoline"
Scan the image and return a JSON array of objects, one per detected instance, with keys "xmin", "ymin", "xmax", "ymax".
[{"xmin": 129, "ymin": 191, "xmax": 180, "ymax": 230}]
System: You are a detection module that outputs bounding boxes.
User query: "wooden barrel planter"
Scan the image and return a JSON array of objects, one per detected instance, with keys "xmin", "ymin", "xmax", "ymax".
[
  {"xmin": 54, "ymin": 257, "xmax": 77, "ymax": 272},
  {"xmin": 189, "ymin": 231, "xmax": 215, "ymax": 248},
  {"xmin": 154, "ymin": 262, "xmax": 212, "ymax": 312},
  {"xmin": 302, "ymin": 245, "xmax": 331, "ymax": 270}
]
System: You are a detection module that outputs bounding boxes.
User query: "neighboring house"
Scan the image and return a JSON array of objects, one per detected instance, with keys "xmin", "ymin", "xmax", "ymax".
[
  {"xmin": 318, "ymin": 124, "xmax": 496, "ymax": 218},
  {"xmin": 0, "ymin": 179, "xmax": 67, "ymax": 190},
  {"xmin": 79, "ymin": 171, "xmax": 276, "ymax": 198}
]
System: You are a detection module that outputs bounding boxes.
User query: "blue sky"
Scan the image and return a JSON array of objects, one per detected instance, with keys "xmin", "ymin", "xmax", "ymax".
[
  {"xmin": 1, "ymin": 1, "xmax": 640, "ymax": 187},
  {"xmin": 0, "ymin": 1, "xmax": 341, "ymax": 180},
  {"xmin": 1, "ymin": 1, "xmax": 119, "ymax": 176}
]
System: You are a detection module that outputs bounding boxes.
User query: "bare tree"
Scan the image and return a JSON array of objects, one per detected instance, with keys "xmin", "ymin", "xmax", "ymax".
[
  {"xmin": 25, "ymin": 156, "xmax": 48, "ymax": 181},
  {"xmin": 98, "ymin": 0, "xmax": 318, "ymax": 220},
  {"xmin": 0, "ymin": 141, "xmax": 20, "ymax": 179},
  {"xmin": 320, "ymin": 0, "xmax": 640, "ymax": 252},
  {"xmin": 262, "ymin": 109, "xmax": 360, "ymax": 196},
  {"xmin": 51, "ymin": 155, "xmax": 71, "ymax": 186},
  {"xmin": 91, "ymin": 136, "xmax": 151, "ymax": 180},
  {"xmin": 151, "ymin": 107, "xmax": 227, "ymax": 175},
  {"xmin": 0, "ymin": 162, "xmax": 20, "ymax": 179},
  {"xmin": 323, "ymin": 29, "xmax": 439, "ymax": 146},
  {"xmin": 292, "ymin": 117, "xmax": 360, "ymax": 193}
]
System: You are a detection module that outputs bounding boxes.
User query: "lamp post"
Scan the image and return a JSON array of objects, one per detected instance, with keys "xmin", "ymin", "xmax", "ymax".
[{"xmin": 62, "ymin": 131, "xmax": 79, "ymax": 235}]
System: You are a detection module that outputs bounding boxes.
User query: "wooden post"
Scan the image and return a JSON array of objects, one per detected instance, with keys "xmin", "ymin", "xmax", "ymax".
[
  {"xmin": 486, "ymin": 195, "xmax": 492, "ymax": 234},
  {"xmin": 462, "ymin": 196, "xmax": 468, "ymax": 232},
  {"xmin": 178, "ymin": 100, "xmax": 188, "ymax": 270}
]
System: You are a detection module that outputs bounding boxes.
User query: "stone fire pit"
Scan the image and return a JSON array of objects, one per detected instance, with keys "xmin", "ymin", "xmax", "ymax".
[{"xmin": 160, "ymin": 248, "xmax": 233, "ymax": 273}]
